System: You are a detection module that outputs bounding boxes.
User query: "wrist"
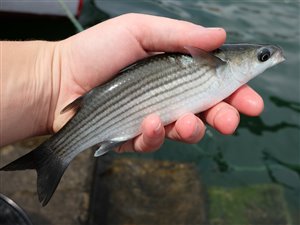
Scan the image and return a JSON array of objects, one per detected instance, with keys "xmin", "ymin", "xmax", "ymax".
[{"xmin": 1, "ymin": 41, "xmax": 61, "ymax": 146}]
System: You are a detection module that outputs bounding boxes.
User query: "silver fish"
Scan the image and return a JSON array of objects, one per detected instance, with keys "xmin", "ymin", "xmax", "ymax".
[{"xmin": 0, "ymin": 44, "xmax": 285, "ymax": 206}]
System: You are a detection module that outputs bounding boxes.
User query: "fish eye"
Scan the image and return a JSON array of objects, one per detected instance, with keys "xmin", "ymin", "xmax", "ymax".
[{"xmin": 258, "ymin": 48, "xmax": 271, "ymax": 62}]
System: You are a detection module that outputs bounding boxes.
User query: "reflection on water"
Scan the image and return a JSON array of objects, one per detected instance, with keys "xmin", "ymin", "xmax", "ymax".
[
  {"xmin": 237, "ymin": 96, "xmax": 300, "ymax": 136},
  {"xmin": 211, "ymin": 149, "xmax": 230, "ymax": 173},
  {"xmin": 238, "ymin": 115, "xmax": 300, "ymax": 136},
  {"xmin": 263, "ymin": 151, "xmax": 300, "ymax": 180},
  {"xmin": 270, "ymin": 96, "xmax": 300, "ymax": 113},
  {"xmin": 264, "ymin": 162, "xmax": 294, "ymax": 189},
  {"xmin": 194, "ymin": 145, "xmax": 300, "ymax": 189},
  {"xmin": 263, "ymin": 151, "xmax": 300, "ymax": 190}
]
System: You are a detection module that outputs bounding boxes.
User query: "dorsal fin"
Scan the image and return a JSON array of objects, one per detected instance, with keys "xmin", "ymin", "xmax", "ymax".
[{"xmin": 184, "ymin": 46, "xmax": 226, "ymax": 67}]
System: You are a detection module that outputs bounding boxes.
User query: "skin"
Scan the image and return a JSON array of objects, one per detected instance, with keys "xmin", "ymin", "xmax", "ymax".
[{"xmin": 0, "ymin": 13, "xmax": 264, "ymax": 152}]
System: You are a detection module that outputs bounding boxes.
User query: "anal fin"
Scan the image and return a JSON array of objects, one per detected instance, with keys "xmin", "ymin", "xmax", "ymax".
[
  {"xmin": 94, "ymin": 141, "xmax": 126, "ymax": 157},
  {"xmin": 60, "ymin": 96, "xmax": 83, "ymax": 114}
]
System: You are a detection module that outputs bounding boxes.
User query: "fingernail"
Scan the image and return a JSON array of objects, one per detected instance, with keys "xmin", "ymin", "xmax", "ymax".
[
  {"xmin": 207, "ymin": 27, "xmax": 224, "ymax": 31},
  {"xmin": 183, "ymin": 114, "xmax": 199, "ymax": 140},
  {"xmin": 154, "ymin": 122, "xmax": 162, "ymax": 135},
  {"xmin": 214, "ymin": 107, "xmax": 239, "ymax": 135},
  {"xmin": 191, "ymin": 123, "xmax": 200, "ymax": 138}
]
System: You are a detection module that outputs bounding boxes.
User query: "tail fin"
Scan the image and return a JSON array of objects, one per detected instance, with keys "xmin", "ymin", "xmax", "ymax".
[{"xmin": 0, "ymin": 144, "xmax": 70, "ymax": 206}]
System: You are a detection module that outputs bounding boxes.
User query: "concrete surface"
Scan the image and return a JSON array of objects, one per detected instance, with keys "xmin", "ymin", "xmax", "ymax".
[
  {"xmin": 0, "ymin": 136, "xmax": 94, "ymax": 225},
  {"xmin": 89, "ymin": 157, "xmax": 207, "ymax": 225},
  {"xmin": 0, "ymin": 138, "xmax": 293, "ymax": 225}
]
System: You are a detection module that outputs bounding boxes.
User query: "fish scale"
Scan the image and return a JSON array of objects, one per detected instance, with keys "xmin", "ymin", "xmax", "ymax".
[
  {"xmin": 97, "ymin": 68, "xmax": 213, "ymax": 139},
  {"xmin": 55, "ymin": 54, "xmax": 199, "ymax": 152},
  {"xmin": 52, "ymin": 54, "xmax": 189, "ymax": 149},
  {"xmin": 62, "ymin": 60, "xmax": 211, "ymax": 153},
  {"xmin": 0, "ymin": 44, "xmax": 285, "ymax": 206},
  {"xmin": 85, "ymin": 67, "xmax": 203, "ymax": 137},
  {"xmin": 80, "ymin": 67, "xmax": 214, "ymax": 151}
]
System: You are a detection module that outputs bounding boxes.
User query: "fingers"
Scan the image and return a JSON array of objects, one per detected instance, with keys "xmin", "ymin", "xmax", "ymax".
[
  {"xmin": 202, "ymin": 102, "xmax": 240, "ymax": 135},
  {"xmin": 202, "ymin": 85, "xmax": 264, "ymax": 134},
  {"xmin": 117, "ymin": 114, "xmax": 165, "ymax": 153},
  {"xmin": 117, "ymin": 113, "xmax": 206, "ymax": 153},
  {"xmin": 226, "ymin": 85, "xmax": 264, "ymax": 116},
  {"xmin": 134, "ymin": 114, "xmax": 165, "ymax": 152},
  {"xmin": 116, "ymin": 84, "xmax": 264, "ymax": 153},
  {"xmin": 165, "ymin": 113, "xmax": 206, "ymax": 144}
]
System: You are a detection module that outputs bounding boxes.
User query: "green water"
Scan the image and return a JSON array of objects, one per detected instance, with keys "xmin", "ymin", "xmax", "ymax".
[{"xmin": 94, "ymin": 0, "xmax": 300, "ymax": 223}]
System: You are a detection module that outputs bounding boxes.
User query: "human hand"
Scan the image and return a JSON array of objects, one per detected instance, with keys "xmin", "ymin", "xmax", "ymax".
[{"xmin": 50, "ymin": 14, "xmax": 263, "ymax": 153}]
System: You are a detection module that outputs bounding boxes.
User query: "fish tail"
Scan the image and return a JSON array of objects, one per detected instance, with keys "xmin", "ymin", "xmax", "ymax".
[{"xmin": 0, "ymin": 143, "xmax": 70, "ymax": 206}]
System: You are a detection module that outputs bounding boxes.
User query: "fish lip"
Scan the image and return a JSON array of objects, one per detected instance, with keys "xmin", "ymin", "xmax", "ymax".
[
  {"xmin": 279, "ymin": 55, "xmax": 286, "ymax": 63},
  {"xmin": 272, "ymin": 45, "xmax": 286, "ymax": 64},
  {"xmin": 275, "ymin": 45, "xmax": 286, "ymax": 63},
  {"xmin": 277, "ymin": 51, "xmax": 286, "ymax": 64},
  {"xmin": 280, "ymin": 53, "xmax": 287, "ymax": 62}
]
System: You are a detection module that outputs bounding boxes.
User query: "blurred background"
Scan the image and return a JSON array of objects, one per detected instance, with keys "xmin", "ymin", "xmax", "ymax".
[{"xmin": 0, "ymin": 0, "xmax": 299, "ymax": 225}]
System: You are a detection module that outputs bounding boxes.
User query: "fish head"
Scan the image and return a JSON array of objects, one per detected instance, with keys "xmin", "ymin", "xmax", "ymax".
[{"xmin": 214, "ymin": 44, "xmax": 286, "ymax": 83}]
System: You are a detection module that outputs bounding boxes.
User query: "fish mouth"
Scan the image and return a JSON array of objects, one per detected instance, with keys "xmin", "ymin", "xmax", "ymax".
[
  {"xmin": 277, "ymin": 54, "xmax": 286, "ymax": 64},
  {"xmin": 275, "ymin": 46, "xmax": 286, "ymax": 63},
  {"xmin": 272, "ymin": 46, "xmax": 286, "ymax": 65}
]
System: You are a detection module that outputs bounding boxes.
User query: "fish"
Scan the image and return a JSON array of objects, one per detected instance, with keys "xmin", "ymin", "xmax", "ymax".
[{"xmin": 0, "ymin": 44, "xmax": 285, "ymax": 206}]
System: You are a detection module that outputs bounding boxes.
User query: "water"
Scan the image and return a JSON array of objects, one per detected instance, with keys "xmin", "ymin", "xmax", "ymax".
[{"xmin": 92, "ymin": 0, "xmax": 300, "ymax": 223}]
